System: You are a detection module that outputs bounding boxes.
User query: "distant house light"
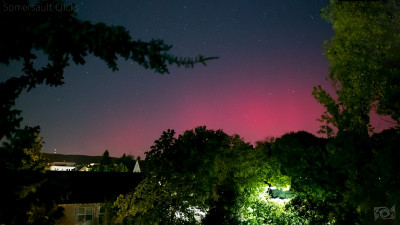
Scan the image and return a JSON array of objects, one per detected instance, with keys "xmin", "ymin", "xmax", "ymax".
[{"xmin": 50, "ymin": 162, "xmax": 76, "ymax": 171}]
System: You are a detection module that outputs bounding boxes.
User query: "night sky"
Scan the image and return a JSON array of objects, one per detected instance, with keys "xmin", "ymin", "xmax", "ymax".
[{"xmin": 2, "ymin": 0, "xmax": 393, "ymax": 157}]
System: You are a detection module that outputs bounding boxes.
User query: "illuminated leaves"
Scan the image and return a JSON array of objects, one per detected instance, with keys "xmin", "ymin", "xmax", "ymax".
[
  {"xmin": 114, "ymin": 127, "xmax": 230, "ymax": 224},
  {"xmin": 312, "ymin": 3, "xmax": 400, "ymax": 222},
  {"xmin": 315, "ymin": 0, "xmax": 400, "ymax": 134},
  {"xmin": 114, "ymin": 127, "xmax": 296, "ymax": 224}
]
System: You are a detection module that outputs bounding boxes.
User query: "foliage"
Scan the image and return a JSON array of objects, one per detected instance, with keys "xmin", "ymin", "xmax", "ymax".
[
  {"xmin": 114, "ymin": 163, "xmax": 130, "ymax": 172},
  {"xmin": 117, "ymin": 127, "xmax": 399, "ymax": 224},
  {"xmin": 0, "ymin": 0, "xmax": 217, "ymax": 141},
  {"xmin": 100, "ymin": 150, "xmax": 112, "ymax": 165},
  {"xmin": 203, "ymin": 134, "xmax": 257, "ymax": 225},
  {"xmin": 0, "ymin": 128, "xmax": 63, "ymax": 224},
  {"xmin": 91, "ymin": 151, "xmax": 135, "ymax": 172},
  {"xmin": 240, "ymin": 199, "xmax": 306, "ymax": 225},
  {"xmin": 1, "ymin": 0, "xmax": 216, "ymax": 136},
  {"xmin": 0, "ymin": 126, "xmax": 46, "ymax": 173},
  {"xmin": 268, "ymin": 128, "xmax": 400, "ymax": 224},
  {"xmin": 355, "ymin": 129, "xmax": 400, "ymax": 224},
  {"xmin": 268, "ymin": 131, "xmax": 336, "ymax": 224},
  {"xmin": 268, "ymin": 131, "xmax": 389, "ymax": 224},
  {"xmin": 92, "ymin": 150, "xmax": 114, "ymax": 172},
  {"xmin": 116, "ymin": 153, "xmax": 136, "ymax": 172},
  {"xmin": 114, "ymin": 127, "xmax": 230, "ymax": 224},
  {"xmin": 313, "ymin": 0, "xmax": 400, "ymax": 136},
  {"xmin": 209, "ymin": 135, "xmax": 294, "ymax": 225},
  {"xmin": 114, "ymin": 127, "xmax": 304, "ymax": 225},
  {"xmin": 306, "ymin": 1, "xmax": 400, "ymax": 224},
  {"xmin": 113, "ymin": 129, "xmax": 396, "ymax": 224}
]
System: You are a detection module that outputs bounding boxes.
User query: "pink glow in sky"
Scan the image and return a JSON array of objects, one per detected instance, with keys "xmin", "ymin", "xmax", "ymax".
[{"xmin": 5, "ymin": 0, "xmax": 394, "ymax": 158}]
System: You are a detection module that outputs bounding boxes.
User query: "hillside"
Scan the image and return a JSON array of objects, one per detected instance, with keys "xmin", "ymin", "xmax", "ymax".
[{"xmin": 42, "ymin": 153, "xmax": 118, "ymax": 165}]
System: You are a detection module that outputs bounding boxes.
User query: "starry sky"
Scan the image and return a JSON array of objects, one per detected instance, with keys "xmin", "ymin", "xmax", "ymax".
[{"xmin": 3, "ymin": 0, "xmax": 393, "ymax": 157}]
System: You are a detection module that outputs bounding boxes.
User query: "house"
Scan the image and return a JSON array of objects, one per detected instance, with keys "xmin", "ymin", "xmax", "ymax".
[
  {"xmin": 44, "ymin": 171, "xmax": 142, "ymax": 225},
  {"xmin": 78, "ymin": 165, "xmax": 90, "ymax": 172},
  {"xmin": 56, "ymin": 202, "xmax": 114, "ymax": 225},
  {"xmin": 50, "ymin": 162, "xmax": 76, "ymax": 171}
]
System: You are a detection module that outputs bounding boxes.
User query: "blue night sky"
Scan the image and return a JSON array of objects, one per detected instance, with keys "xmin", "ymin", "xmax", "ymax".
[{"xmin": 2, "ymin": 0, "xmax": 393, "ymax": 157}]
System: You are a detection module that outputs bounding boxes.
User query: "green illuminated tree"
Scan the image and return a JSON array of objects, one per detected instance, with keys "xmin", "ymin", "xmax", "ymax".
[
  {"xmin": 307, "ymin": 1, "xmax": 400, "ymax": 224},
  {"xmin": 114, "ymin": 127, "xmax": 299, "ymax": 225},
  {"xmin": 270, "ymin": 131, "xmax": 341, "ymax": 224},
  {"xmin": 114, "ymin": 127, "xmax": 232, "ymax": 224},
  {"xmin": 114, "ymin": 127, "xmax": 271, "ymax": 224},
  {"xmin": 312, "ymin": 0, "xmax": 400, "ymax": 136}
]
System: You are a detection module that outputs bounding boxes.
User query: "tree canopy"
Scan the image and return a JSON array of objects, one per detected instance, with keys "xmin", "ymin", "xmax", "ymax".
[
  {"xmin": 305, "ymin": 1, "xmax": 400, "ymax": 224},
  {"xmin": 90, "ymin": 151, "xmax": 136, "ymax": 172},
  {"xmin": 313, "ymin": 0, "xmax": 400, "ymax": 136},
  {"xmin": 113, "ymin": 127, "xmax": 298, "ymax": 225},
  {"xmin": 114, "ymin": 127, "xmax": 233, "ymax": 224}
]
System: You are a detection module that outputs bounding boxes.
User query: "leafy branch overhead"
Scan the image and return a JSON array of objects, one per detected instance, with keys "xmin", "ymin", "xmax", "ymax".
[{"xmin": 0, "ymin": 0, "xmax": 217, "ymax": 139}]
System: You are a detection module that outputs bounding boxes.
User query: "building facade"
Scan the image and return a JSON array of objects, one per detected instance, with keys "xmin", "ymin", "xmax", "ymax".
[{"xmin": 55, "ymin": 203, "xmax": 114, "ymax": 225}]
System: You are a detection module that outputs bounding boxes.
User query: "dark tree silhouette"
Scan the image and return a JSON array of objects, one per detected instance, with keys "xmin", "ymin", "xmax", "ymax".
[
  {"xmin": 91, "ymin": 150, "xmax": 114, "ymax": 172},
  {"xmin": 116, "ymin": 153, "xmax": 136, "ymax": 172},
  {"xmin": 100, "ymin": 150, "xmax": 112, "ymax": 167},
  {"xmin": 0, "ymin": 0, "xmax": 217, "ymax": 140}
]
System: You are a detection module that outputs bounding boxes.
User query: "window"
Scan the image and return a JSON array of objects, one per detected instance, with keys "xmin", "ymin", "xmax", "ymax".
[
  {"xmin": 99, "ymin": 206, "xmax": 105, "ymax": 225},
  {"xmin": 76, "ymin": 207, "xmax": 93, "ymax": 224}
]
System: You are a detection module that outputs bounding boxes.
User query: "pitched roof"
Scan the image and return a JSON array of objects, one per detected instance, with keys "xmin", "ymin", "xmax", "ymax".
[
  {"xmin": 45, "ymin": 171, "xmax": 143, "ymax": 203},
  {"xmin": 133, "ymin": 160, "xmax": 141, "ymax": 173}
]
